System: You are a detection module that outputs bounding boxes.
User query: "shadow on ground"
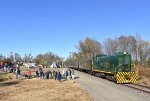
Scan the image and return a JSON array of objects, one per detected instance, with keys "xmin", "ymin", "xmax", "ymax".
[
  {"xmin": 75, "ymin": 76, "xmax": 80, "ymax": 79},
  {"xmin": 0, "ymin": 81, "xmax": 20, "ymax": 87}
]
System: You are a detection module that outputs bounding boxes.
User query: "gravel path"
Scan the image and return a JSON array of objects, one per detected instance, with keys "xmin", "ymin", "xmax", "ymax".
[{"xmin": 75, "ymin": 71, "xmax": 150, "ymax": 101}]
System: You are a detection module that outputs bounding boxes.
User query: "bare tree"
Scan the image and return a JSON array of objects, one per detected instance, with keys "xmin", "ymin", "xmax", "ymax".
[
  {"xmin": 103, "ymin": 34, "xmax": 149, "ymax": 67},
  {"xmin": 117, "ymin": 36, "xmax": 130, "ymax": 52},
  {"xmin": 24, "ymin": 53, "xmax": 33, "ymax": 63},
  {"xmin": 138, "ymin": 40, "xmax": 150, "ymax": 66},
  {"xmin": 0, "ymin": 54, "xmax": 5, "ymax": 61},
  {"xmin": 10, "ymin": 52, "xmax": 14, "ymax": 63},
  {"xmin": 14, "ymin": 53, "xmax": 22, "ymax": 63},
  {"xmin": 127, "ymin": 36, "xmax": 137, "ymax": 60},
  {"xmin": 77, "ymin": 37, "xmax": 102, "ymax": 59},
  {"xmin": 34, "ymin": 52, "xmax": 63, "ymax": 67},
  {"xmin": 104, "ymin": 38, "xmax": 118, "ymax": 55}
]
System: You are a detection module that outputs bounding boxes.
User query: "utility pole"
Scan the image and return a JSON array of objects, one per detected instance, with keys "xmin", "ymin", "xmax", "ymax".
[
  {"xmin": 10, "ymin": 52, "xmax": 14, "ymax": 63},
  {"xmin": 0, "ymin": 54, "xmax": 2, "ymax": 61}
]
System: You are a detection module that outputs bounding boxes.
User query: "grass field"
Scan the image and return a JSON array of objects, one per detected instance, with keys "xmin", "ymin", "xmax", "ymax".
[
  {"xmin": 0, "ymin": 79, "xmax": 93, "ymax": 101},
  {"xmin": 0, "ymin": 73, "xmax": 9, "ymax": 82},
  {"xmin": 138, "ymin": 67, "xmax": 150, "ymax": 87},
  {"xmin": 0, "ymin": 68, "xmax": 93, "ymax": 101}
]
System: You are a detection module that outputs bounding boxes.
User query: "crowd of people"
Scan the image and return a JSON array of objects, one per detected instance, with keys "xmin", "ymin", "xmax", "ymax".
[
  {"xmin": 2, "ymin": 65, "xmax": 22, "ymax": 79},
  {"xmin": 3, "ymin": 65, "xmax": 17, "ymax": 73},
  {"xmin": 34, "ymin": 68, "xmax": 75, "ymax": 82},
  {"xmin": 2, "ymin": 65, "xmax": 76, "ymax": 82}
]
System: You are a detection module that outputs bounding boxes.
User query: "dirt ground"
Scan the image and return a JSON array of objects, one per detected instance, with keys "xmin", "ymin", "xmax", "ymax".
[
  {"xmin": 0, "ymin": 68, "xmax": 93, "ymax": 101},
  {"xmin": 75, "ymin": 70, "xmax": 150, "ymax": 101},
  {"xmin": 0, "ymin": 78, "xmax": 93, "ymax": 101}
]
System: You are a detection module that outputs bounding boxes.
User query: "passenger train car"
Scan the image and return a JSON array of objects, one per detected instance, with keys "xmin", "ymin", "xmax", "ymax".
[{"xmin": 70, "ymin": 52, "xmax": 137, "ymax": 84}]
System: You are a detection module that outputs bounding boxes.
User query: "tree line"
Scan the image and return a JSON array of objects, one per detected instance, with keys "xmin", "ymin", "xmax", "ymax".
[
  {"xmin": 0, "ymin": 53, "xmax": 33, "ymax": 65},
  {"xmin": 0, "ymin": 34, "xmax": 149, "ymax": 68},
  {"xmin": 0, "ymin": 52, "xmax": 63, "ymax": 67},
  {"xmin": 66, "ymin": 34, "xmax": 150, "ymax": 68}
]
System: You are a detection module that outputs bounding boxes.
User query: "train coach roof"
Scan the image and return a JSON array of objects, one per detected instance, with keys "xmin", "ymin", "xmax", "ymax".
[{"xmin": 95, "ymin": 54, "xmax": 107, "ymax": 57}]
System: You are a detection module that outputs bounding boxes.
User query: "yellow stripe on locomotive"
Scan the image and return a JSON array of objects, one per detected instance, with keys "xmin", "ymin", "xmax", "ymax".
[{"xmin": 115, "ymin": 72, "xmax": 137, "ymax": 83}]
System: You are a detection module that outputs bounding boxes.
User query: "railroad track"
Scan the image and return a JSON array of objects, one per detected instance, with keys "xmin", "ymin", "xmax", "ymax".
[
  {"xmin": 76, "ymin": 69, "xmax": 150, "ymax": 94},
  {"xmin": 124, "ymin": 83, "xmax": 150, "ymax": 94}
]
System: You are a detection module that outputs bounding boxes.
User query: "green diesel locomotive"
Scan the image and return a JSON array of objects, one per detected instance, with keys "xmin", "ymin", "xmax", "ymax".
[
  {"xmin": 74, "ymin": 52, "xmax": 137, "ymax": 83},
  {"xmin": 92, "ymin": 52, "xmax": 137, "ymax": 83}
]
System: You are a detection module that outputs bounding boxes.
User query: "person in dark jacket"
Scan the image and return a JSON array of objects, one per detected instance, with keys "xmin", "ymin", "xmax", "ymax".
[
  {"xmin": 54, "ymin": 71, "xmax": 58, "ymax": 80},
  {"xmin": 52, "ymin": 71, "xmax": 55, "ymax": 79},
  {"xmin": 40, "ymin": 70, "xmax": 44, "ymax": 79},
  {"xmin": 45, "ymin": 70, "xmax": 51, "ymax": 79},
  {"xmin": 22, "ymin": 73, "xmax": 28, "ymax": 78},
  {"xmin": 57, "ymin": 71, "xmax": 62, "ymax": 82},
  {"xmin": 42, "ymin": 71, "xmax": 45, "ymax": 79},
  {"xmin": 49, "ymin": 70, "xmax": 52, "ymax": 79},
  {"xmin": 39, "ymin": 68, "xmax": 44, "ymax": 79},
  {"xmin": 36, "ymin": 70, "xmax": 39, "ymax": 78},
  {"xmin": 66, "ymin": 70, "xmax": 68, "ymax": 79},
  {"xmin": 16, "ymin": 67, "xmax": 21, "ymax": 79}
]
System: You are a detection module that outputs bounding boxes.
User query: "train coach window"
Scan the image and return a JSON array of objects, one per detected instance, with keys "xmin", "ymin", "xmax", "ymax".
[
  {"xmin": 125, "ymin": 55, "xmax": 131, "ymax": 64},
  {"xmin": 123, "ymin": 64, "xmax": 130, "ymax": 72}
]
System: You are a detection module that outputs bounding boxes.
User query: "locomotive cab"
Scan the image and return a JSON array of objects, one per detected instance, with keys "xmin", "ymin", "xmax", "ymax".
[{"xmin": 115, "ymin": 52, "xmax": 137, "ymax": 83}]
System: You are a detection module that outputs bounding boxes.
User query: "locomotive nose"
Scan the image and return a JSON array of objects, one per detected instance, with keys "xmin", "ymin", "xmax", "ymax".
[
  {"xmin": 125, "ymin": 75, "xmax": 131, "ymax": 80},
  {"xmin": 123, "ymin": 64, "xmax": 130, "ymax": 72}
]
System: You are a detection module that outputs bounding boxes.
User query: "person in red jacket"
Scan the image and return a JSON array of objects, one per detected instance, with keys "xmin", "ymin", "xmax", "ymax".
[{"xmin": 27, "ymin": 69, "xmax": 31, "ymax": 79}]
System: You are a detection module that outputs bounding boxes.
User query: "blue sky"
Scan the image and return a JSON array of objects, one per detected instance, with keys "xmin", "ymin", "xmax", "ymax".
[{"xmin": 0, "ymin": 0, "xmax": 150, "ymax": 58}]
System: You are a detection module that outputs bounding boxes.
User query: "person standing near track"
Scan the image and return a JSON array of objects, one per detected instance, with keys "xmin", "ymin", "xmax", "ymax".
[
  {"xmin": 67, "ymin": 69, "xmax": 71, "ymax": 80},
  {"xmin": 16, "ymin": 67, "xmax": 21, "ymax": 79},
  {"xmin": 27, "ymin": 69, "xmax": 31, "ymax": 79},
  {"xmin": 45, "ymin": 70, "xmax": 51, "ymax": 79},
  {"xmin": 57, "ymin": 71, "xmax": 62, "ymax": 82},
  {"xmin": 66, "ymin": 69, "xmax": 68, "ymax": 80},
  {"xmin": 39, "ymin": 68, "xmax": 44, "ymax": 79},
  {"xmin": 54, "ymin": 71, "xmax": 58, "ymax": 80},
  {"xmin": 36, "ymin": 69, "xmax": 39, "ymax": 78},
  {"xmin": 71, "ymin": 69, "xmax": 75, "ymax": 79}
]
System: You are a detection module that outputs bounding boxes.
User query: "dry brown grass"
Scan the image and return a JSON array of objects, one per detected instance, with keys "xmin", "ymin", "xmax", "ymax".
[
  {"xmin": 0, "ymin": 72, "xmax": 12, "ymax": 82},
  {"xmin": 0, "ymin": 68, "xmax": 93, "ymax": 101},
  {"xmin": 0, "ymin": 79, "xmax": 93, "ymax": 101},
  {"xmin": 138, "ymin": 67, "xmax": 150, "ymax": 87}
]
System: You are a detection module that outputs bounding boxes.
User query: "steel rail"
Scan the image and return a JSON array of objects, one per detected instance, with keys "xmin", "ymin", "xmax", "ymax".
[{"xmin": 124, "ymin": 84, "xmax": 150, "ymax": 94}]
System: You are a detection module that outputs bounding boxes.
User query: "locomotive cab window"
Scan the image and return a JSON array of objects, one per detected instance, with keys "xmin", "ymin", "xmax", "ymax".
[{"xmin": 117, "ymin": 54, "xmax": 131, "ymax": 72}]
